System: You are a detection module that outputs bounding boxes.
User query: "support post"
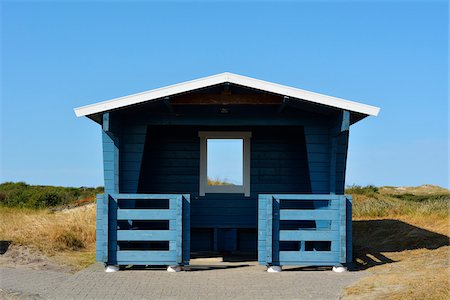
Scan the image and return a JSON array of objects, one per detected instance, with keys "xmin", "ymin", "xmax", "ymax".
[{"xmin": 102, "ymin": 112, "xmax": 119, "ymax": 271}]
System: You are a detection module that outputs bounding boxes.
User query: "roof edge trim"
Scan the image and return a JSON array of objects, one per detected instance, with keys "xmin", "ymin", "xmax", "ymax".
[{"xmin": 74, "ymin": 72, "xmax": 380, "ymax": 117}]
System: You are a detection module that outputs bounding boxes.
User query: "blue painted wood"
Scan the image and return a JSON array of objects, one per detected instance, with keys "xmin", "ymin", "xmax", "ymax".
[
  {"xmin": 339, "ymin": 195, "xmax": 347, "ymax": 263},
  {"xmin": 329, "ymin": 136, "xmax": 337, "ymax": 194},
  {"xmin": 119, "ymin": 125, "xmax": 147, "ymax": 193},
  {"xmin": 265, "ymin": 194, "xmax": 340, "ymax": 200},
  {"xmin": 117, "ymin": 209, "xmax": 176, "ymax": 220},
  {"xmin": 259, "ymin": 194, "xmax": 349, "ymax": 267},
  {"xmin": 95, "ymin": 194, "xmax": 109, "ymax": 262},
  {"xmin": 341, "ymin": 110, "xmax": 350, "ymax": 132},
  {"xmin": 116, "ymin": 250, "xmax": 177, "ymax": 262},
  {"xmin": 279, "ymin": 251, "xmax": 339, "ymax": 262},
  {"xmin": 346, "ymin": 195, "xmax": 353, "ymax": 263},
  {"xmin": 279, "ymin": 231, "xmax": 339, "ymax": 241},
  {"xmin": 304, "ymin": 126, "xmax": 330, "ymax": 194},
  {"xmin": 107, "ymin": 195, "xmax": 117, "ymax": 264},
  {"xmin": 265, "ymin": 196, "xmax": 273, "ymax": 264},
  {"xmin": 176, "ymin": 195, "xmax": 183, "ymax": 264},
  {"xmin": 138, "ymin": 126, "xmax": 313, "ymax": 240},
  {"xmin": 257, "ymin": 195, "xmax": 267, "ymax": 264},
  {"xmin": 106, "ymin": 193, "xmax": 186, "ymax": 266},
  {"xmin": 111, "ymin": 193, "xmax": 181, "ymax": 199},
  {"xmin": 182, "ymin": 194, "xmax": 190, "ymax": 265},
  {"xmin": 280, "ymin": 210, "xmax": 339, "ymax": 220}
]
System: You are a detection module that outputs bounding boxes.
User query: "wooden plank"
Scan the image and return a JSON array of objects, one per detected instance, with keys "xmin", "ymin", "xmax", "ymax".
[
  {"xmin": 117, "ymin": 209, "xmax": 176, "ymax": 220},
  {"xmin": 279, "ymin": 251, "xmax": 340, "ymax": 263},
  {"xmin": 107, "ymin": 195, "xmax": 116, "ymax": 264},
  {"xmin": 111, "ymin": 194, "xmax": 179, "ymax": 200},
  {"xmin": 265, "ymin": 196, "xmax": 273, "ymax": 264},
  {"xmin": 279, "ymin": 230, "xmax": 339, "ymax": 241},
  {"xmin": 176, "ymin": 195, "xmax": 183, "ymax": 264},
  {"xmin": 339, "ymin": 195, "xmax": 347, "ymax": 263},
  {"xmin": 280, "ymin": 209, "xmax": 339, "ymax": 221},
  {"xmin": 346, "ymin": 195, "xmax": 353, "ymax": 263},
  {"xmin": 171, "ymin": 93, "xmax": 282, "ymax": 105},
  {"xmin": 182, "ymin": 194, "xmax": 191, "ymax": 265},
  {"xmin": 269, "ymin": 194, "xmax": 340, "ymax": 200},
  {"xmin": 329, "ymin": 135, "xmax": 337, "ymax": 194},
  {"xmin": 102, "ymin": 112, "xmax": 110, "ymax": 132},
  {"xmin": 117, "ymin": 230, "xmax": 176, "ymax": 241},
  {"xmin": 257, "ymin": 195, "xmax": 267, "ymax": 264},
  {"xmin": 272, "ymin": 198, "xmax": 280, "ymax": 264},
  {"xmin": 341, "ymin": 110, "xmax": 350, "ymax": 132},
  {"xmin": 116, "ymin": 250, "xmax": 177, "ymax": 262}
]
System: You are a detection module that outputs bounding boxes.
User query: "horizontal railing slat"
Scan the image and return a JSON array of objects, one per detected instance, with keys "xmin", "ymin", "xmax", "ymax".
[
  {"xmin": 280, "ymin": 210, "xmax": 339, "ymax": 220},
  {"xmin": 116, "ymin": 250, "xmax": 177, "ymax": 262},
  {"xmin": 110, "ymin": 194, "xmax": 180, "ymax": 200},
  {"xmin": 279, "ymin": 230, "xmax": 338, "ymax": 241},
  {"xmin": 266, "ymin": 194, "xmax": 341, "ymax": 200},
  {"xmin": 117, "ymin": 230, "xmax": 177, "ymax": 241},
  {"xmin": 279, "ymin": 251, "xmax": 339, "ymax": 262},
  {"xmin": 117, "ymin": 209, "xmax": 176, "ymax": 220}
]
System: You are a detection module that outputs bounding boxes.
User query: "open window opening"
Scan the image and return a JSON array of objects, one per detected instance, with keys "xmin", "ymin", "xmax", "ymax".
[{"xmin": 199, "ymin": 131, "xmax": 251, "ymax": 196}]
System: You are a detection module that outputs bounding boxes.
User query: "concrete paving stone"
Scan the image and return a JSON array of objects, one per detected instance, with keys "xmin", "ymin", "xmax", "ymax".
[{"xmin": 1, "ymin": 262, "xmax": 366, "ymax": 299}]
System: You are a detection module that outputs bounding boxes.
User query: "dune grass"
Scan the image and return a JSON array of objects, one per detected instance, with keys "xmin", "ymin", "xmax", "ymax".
[
  {"xmin": 0, "ymin": 183, "xmax": 448, "ymax": 297},
  {"xmin": 0, "ymin": 204, "xmax": 96, "ymax": 271},
  {"xmin": 343, "ymin": 185, "xmax": 450, "ymax": 300}
]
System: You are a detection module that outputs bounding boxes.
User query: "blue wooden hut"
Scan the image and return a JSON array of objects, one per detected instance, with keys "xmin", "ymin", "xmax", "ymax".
[{"xmin": 74, "ymin": 73, "xmax": 379, "ymax": 272}]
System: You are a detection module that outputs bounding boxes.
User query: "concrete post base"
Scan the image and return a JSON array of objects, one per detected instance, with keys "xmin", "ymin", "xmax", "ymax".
[
  {"xmin": 105, "ymin": 265, "xmax": 119, "ymax": 272},
  {"xmin": 167, "ymin": 265, "xmax": 182, "ymax": 272},
  {"xmin": 267, "ymin": 266, "xmax": 282, "ymax": 273},
  {"xmin": 332, "ymin": 265, "xmax": 348, "ymax": 273}
]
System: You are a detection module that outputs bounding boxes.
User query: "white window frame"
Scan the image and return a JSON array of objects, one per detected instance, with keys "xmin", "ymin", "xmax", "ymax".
[{"xmin": 199, "ymin": 131, "xmax": 251, "ymax": 197}]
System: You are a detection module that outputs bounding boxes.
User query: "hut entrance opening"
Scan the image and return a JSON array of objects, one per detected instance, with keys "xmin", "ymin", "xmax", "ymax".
[{"xmin": 137, "ymin": 125, "xmax": 312, "ymax": 261}]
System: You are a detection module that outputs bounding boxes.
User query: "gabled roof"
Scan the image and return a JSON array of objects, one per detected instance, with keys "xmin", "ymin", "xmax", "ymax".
[{"xmin": 74, "ymin": 72, "xmax": 380, "ymax": 117}]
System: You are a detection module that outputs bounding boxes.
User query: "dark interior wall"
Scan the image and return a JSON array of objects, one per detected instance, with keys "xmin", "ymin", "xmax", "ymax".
[
  {"xmin": 137, "ymin": 126, "xmax": 311, "ymax": 230},
  {"xmin": 110, "ymin": 98, "xmax": 348, "ymax": 252}
]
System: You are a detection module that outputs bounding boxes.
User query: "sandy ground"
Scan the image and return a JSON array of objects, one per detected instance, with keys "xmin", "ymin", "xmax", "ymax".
[{"xmin": 0, "ymin": 245, "xmax": 68, "ymax": 273}]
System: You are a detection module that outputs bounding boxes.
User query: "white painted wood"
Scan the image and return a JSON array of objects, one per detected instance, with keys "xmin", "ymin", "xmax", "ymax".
[
  {"xmin": 74, "ymin": 72, "xmax": 380, "ymax": 117},
  {"xmin": 198, "ymin": 131, "xmax": 251, "ymax": 197}
]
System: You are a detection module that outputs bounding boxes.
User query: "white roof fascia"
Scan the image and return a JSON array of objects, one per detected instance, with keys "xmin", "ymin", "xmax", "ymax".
[{"xmin": 74, "ymin": 72, "xmax": 380, "ymax": 117}]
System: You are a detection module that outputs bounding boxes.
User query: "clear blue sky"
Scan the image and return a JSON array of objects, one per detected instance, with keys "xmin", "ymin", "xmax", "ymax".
[{"xmin": 1, "ymin": 1, "xmax": 448, "ymax": 188}]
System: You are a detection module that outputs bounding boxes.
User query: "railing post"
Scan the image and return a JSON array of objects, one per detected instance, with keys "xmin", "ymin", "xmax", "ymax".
[
  {"xmin": 339, "ymin": 195, "xmax": 347, "ymax": 263},
  {"xmin": 346, "ymin": 195, "xmax": 353, "ymax": 263},
  {"xmin": 176, "ymin": 195, "xmax": 183, "ymax": 264},
  {"xmin": 265, "ymin": 196, "xmax": 273, "ymax": 264}
]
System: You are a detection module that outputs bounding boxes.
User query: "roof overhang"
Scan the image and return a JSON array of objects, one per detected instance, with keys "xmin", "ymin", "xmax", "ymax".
[{"xmin": 74, "ymin": 72, "xmax": 380, "ymax": 118}]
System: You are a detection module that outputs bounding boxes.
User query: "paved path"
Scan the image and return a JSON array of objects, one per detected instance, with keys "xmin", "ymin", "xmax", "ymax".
[{"xmin": 1, "ymin": 261, "xmax": 366, "ymax": 299}]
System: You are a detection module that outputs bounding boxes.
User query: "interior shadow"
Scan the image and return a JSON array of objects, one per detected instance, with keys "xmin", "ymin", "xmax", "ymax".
[
  {"xmin": 283, "ymin": 266, "xmax": 331, "ymax": 272},
  {"xmin": 190, "ymin": 251, "xmax": 257, "ymax": 262},
  {"xmin": 351, "ymin": 219, "xmax": 450, "ymax": 271},
  {"xmin": 185, "ymin": 264, "xmax": 250, "ymax": 272}
]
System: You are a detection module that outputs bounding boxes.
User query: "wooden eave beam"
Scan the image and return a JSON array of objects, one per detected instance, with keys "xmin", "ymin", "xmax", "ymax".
[
  {"xmin": 163, "ymin": 97, "xmax": 175, "ymax": 113},
  {"xmin": 277, "ymin": 96, "xmax": 290, "ymax": 113},
  {"xmin": 171, "ymin": 93, "xmax": 282, "ymax": 105}
]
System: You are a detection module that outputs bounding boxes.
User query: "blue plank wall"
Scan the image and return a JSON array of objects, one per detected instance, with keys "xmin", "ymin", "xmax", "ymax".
[{"xmin": 106, "ymin": 102, "xmax": 349, "ymax": 254}]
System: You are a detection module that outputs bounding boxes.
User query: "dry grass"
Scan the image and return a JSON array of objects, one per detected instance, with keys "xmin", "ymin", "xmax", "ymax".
[
  {"xmin": 343, "ymin": 185, "xmax": 450, "ymax": 300},
  {"xmin": 0, "ymin": 204, "xmax": 96, "ymax": 271},
  {"xmin": 345, "ymin": 246, "xmax": 449, "ymax": 300},
  {"xmin": 207, "ymin": 177, "xmax": 234, "ymax": 186}
]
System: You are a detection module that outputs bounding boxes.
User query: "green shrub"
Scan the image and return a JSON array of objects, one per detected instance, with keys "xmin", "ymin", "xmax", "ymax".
[
  {"xmin": 0, "ymin": 182, "xmax": 103, "ymax": 209},
  {"xmin": 346, "ymin": 185, "xmax": 379, "ymax": 197}
]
